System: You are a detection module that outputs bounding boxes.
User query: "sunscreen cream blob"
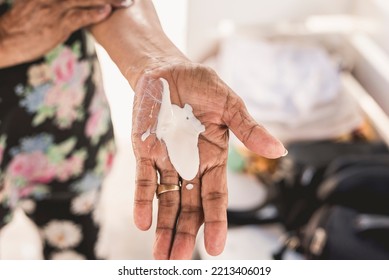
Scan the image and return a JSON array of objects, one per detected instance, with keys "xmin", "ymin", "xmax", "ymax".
[
  {"xmin": 155, "ymin": 78, "xmax": 205, "ymax": 181},
  {"xmin": 141, "ymin": 127, "xmax": 151, "ymax": 142}
]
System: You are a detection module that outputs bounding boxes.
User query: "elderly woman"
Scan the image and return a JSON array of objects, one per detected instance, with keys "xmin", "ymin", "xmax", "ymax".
[{"xmin": 0, "ymin": 0, "xmax": 286, "ymax": 259}]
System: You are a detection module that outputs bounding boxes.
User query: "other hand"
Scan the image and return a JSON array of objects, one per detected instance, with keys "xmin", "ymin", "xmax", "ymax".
[{"xmin": 0, "ymin": 0, "xmax": 129, "ymax": 67}]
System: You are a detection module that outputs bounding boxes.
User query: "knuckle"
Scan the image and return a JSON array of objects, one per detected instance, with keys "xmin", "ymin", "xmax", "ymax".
[
  {"xmin": 159, "ymin": 169, "xmax": 178, "ymax": 183},
  {"xmin": 193, "ymin": 64, "xmax": 218, "ymax": 80},
  {"xmin": 160, "ymin": 169, "xmax": 176, "ymax": 177},
  {"xmin": 201, "ymin": 64, "xmax": 218, "ymax": 76},
  {"xmin": 134, "ymin": 198, "xmax": 152, "ymax": 207},
  {"xmin": 229, "ymin": 94, "xmax": 244, "ymax": 110},
  {"xmin": 159, "ymin": 195, "xmax": 179, "ymax": 208},
  {"xmin": 204, "ymin": 219, "xmax": 227, "ymax": 225},
  {"xmin": 175, "ymin": 230, "xmax": 197, "ymax": 239},
  {"xmin": 202, "ymin": 191, "xmax": 227, "ymax": 203},
  {"xmin": 180, "ymin": 205, "xmax": 203, "ymax": 215},
  {"xmin": 157, "ymin": 187, "xmax": 179, "ymax": 200},
  {"xmin": 137, "ymin": 157, "xmax": 154, "ymax": 165},
  {"xmin": 135, "ymin": 179, "xmax": 156, "ymax": 188},
  {"xmin": 136, "ymin": 157, "xmax": 156, "ymax": 169},
  {"xmin": 156, "ymin": 226, "xmax": 174, "ymax": 232},
  {"xmin": 242, "ymin": 124, "xmax": 257, "ymax": 143}
]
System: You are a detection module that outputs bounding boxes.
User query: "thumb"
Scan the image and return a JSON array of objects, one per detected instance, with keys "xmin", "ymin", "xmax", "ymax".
[{"xmin": 224, "ymin": 92, "xmax": 287, "ymax": 159}]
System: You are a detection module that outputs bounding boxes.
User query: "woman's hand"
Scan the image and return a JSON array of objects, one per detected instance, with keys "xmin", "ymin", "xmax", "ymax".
[
  {"xmin": 0, "ymin": 0, "xmax": 128, "ymax": 67},
  {"xmin": 90, "ymin": 0, "xmax": 285, "ymax": 259},
  {"xmin": 131, "ymin": 62, "xmax": 286, "ymax": 259}
]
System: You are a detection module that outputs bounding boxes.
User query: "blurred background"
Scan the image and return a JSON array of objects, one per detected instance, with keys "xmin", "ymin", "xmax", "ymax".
[
  {"xmin": 95, "ymin": 0, "xmax": 389, "ymax": 260},
  {"xmin": 2, "ymin": 0, "xmax": 389, "ymax": 260}
]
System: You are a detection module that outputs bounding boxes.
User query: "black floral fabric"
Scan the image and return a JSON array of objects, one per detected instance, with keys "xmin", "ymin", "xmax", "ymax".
[{"xmin": 0, "ymin": 2, "xmax": 116, "ymax": 259}]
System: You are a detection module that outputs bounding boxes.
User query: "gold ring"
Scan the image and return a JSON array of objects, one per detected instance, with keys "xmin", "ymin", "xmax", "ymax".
[{"xmin": 156, "ymin": 184, "xmax": 181, "ymax": 198}]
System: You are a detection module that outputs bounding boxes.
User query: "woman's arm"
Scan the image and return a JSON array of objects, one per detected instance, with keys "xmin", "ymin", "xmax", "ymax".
[
  {"xmin": 0, "ymin": 0, "xmax": 126, "ymax": 68},
  {"xmin": 90, "ymin": 0, "xmax": 286, "ymax": 260},
  {"xmin": 90, "ymin": 0, "xmax": 188, "ymax": 87}
]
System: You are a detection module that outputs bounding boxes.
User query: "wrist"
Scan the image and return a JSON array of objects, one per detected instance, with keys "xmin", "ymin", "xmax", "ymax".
[
  {"xmin": 91, "ymin": 0, "xmax": 189, "ymax": 88},
  {"xmin": 124, "ymin": 44, "xmax": 190, "ymax": 89}
]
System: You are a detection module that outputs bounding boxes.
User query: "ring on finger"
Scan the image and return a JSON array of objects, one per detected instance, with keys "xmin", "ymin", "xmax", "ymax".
[{"xmin": 156, "ymin": 184, "xmax": 181, "ymax": 198}]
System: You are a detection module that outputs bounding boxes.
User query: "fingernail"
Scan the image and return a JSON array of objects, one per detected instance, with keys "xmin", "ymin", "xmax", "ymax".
[
  {"xmin": 282, "ymin": 148, "xmax": 288, "ymax": 157},
  {"xmin": 119, "ymin": 0, "xmax": 133, "ymax": 7}
]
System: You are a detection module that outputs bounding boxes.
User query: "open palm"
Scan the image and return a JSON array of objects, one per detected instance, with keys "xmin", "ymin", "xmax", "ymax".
[{"xmin": 131, "ymin": 62, "xmax": 286, "ymax": 259}]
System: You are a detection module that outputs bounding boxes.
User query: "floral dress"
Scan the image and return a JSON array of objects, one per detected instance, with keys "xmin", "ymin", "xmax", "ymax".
[{"xmin": 0, "ymin": 1, "xmax": 116, "ymax": 259}]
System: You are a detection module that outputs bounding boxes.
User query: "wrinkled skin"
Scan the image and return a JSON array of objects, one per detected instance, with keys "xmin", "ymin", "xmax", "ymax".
[
  {"xmin": 132, "ymin": 62, "xmax": 286, "ymax": 260},
  {"xmin": 0, "ymin": 0, "xmax": 129, "ymax": 67}
]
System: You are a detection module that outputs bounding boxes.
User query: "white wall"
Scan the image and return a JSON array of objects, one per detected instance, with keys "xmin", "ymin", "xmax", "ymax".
[
  {"xmin": 355, "ymin": 0, "xmax": 389, "ymax": 55},
  {"xmin": 186, "ymin": 0, "xmax": 355, "ymax": 60},
  {"xmin": 153, "ymin": 0, "xmax": 189, "ymax": 52},
  {"xmin": 351, "ymin": 0, "xmax": 389, "ymax": 115}
]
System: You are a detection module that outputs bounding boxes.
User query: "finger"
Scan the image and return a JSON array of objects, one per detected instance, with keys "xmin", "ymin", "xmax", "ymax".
[
  {"xmin": 132, "ymin": 75, "xmax": 163, "ymax": 231},
  {"xmin": 223, "ymin": 92, "xmax": 287, "ymax": 159},
  {"xmin": 170, "ymin": 177, "xmax": 203, "ymax": 260},
  {"xmin": 153, "ymin": 166, "xmax": 181, "ymax": 260},
  {"xmin": 133, "ymin": 158, "xmax": 158, "ymax": 231},
  {"xmin": 201, "ymin": 165, "xmax": 228, "ymax": 256},
  {"xmin": 62, "ymin": 5, "xmax": 112, "ymax": 33}
]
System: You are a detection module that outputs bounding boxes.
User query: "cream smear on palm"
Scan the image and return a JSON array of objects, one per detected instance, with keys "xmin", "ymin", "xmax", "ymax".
[{"xmin": 152, "ymin": 78, "xmax": 205, "ymax": 181}]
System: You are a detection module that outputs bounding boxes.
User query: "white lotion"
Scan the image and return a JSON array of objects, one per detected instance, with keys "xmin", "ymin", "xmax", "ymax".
[
  {"xmin": 186, "ymin": 184, "xmax": 194, "ymax": 191},
  {"xmin": 156, "ymin": 78, "xmax": 205, "ymax": 181},
  {"xmin": 141, "ymin": 127, "xmax": 151, "ymax": 142}
]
